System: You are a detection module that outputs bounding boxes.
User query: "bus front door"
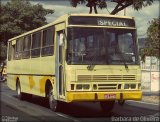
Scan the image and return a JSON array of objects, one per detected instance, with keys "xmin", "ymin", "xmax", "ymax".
[{"xmin": 55, "ymin": 29, "xmax": 65, "ymax": 98}]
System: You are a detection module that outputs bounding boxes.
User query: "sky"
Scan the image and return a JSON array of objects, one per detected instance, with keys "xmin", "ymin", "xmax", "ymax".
[
  {"xmin": 2, "ymin": 0, "xmax": 160, "ymax": 38},
  {"xmin": 31, "ymin": 0, "xmax": 159, "ymax": 38}
]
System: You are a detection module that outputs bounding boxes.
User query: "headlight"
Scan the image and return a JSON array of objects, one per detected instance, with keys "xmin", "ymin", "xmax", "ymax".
[
  {"xmin": 76, "ymin": 84, "xmax": 82, "ymax": 90},
  {"xmin": 124, "ymin": 84, "xmax": 137, "ymax": 89},
  {"xmin": 93, "ymin": 84, "xmax": 97, "ymax": 90},
  {"xmin": 124, "ymin": 84, "xmax": 129, "ymax": 89},
  {"xmin": 118, "ymin": 84, "xmax": 122, "ymax": 89},
  {"xmin": 138, "ymin": 83, "xmax": 141, "ymax": 89},
  {"xmin": 76, "ymin": 84, "xmax": 90, "ymax": 90},
  {"xmin": 71, "ymin": 84, "xmax": 74, "ymax": 90},
  {"xmin": 130, "ymin": 84, "xmax": 136, "ymax": 89},
  {"xmin": 83, "ymin": 84, "xmax": 90, "ymax": 90}
]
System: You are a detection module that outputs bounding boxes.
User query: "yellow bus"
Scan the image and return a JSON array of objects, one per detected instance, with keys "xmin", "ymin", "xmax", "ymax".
[{"xmin": 7, "ymin": 14, "xmax": 142, "ymax": 112}]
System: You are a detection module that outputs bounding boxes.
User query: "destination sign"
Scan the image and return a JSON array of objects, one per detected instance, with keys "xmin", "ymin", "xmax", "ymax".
[
  {"xmin": 68, "ymin": 16, "xmax": 135, "ymax": 27},
  {"xmin": 97, "ymin": 19, "xmax": 128, "ymax": 27}
]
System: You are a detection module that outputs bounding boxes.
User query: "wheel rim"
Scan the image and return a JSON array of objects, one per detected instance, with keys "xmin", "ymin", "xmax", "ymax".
[
  {"xmin": 49, "ymin": 89, "xmax": 57, "ymax": 111},
  {"xmin": 17, "ymin": 84, "xmax": 21, "ymax": 96},
  {"xmin": 118, "ymin": 100, "xmax": 125, "ymax": 105}
]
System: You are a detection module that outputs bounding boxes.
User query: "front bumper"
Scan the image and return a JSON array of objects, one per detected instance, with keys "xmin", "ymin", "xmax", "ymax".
[{"xmin": 66, "ymin": 91, "xmax": 142, "ymax": 102}]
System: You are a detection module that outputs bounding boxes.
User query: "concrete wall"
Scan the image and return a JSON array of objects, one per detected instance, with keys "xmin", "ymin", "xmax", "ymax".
[{"xmin": 141, "ymin": 56, "xmax": 160, "ymax": 92}]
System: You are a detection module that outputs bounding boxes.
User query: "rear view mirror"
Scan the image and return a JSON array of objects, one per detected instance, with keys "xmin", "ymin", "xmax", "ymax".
[{"xmin": 59, "ymin": 33, "xmax": 64, "ymax": 46}]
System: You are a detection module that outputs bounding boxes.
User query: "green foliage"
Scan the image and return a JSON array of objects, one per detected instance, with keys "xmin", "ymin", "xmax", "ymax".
[
  {"xmin": 132, "ymin": 0, "xmax": 153, "ymax": 10},
  {"xmin": 70, "ymin": 0, "xmax": 107, "ymax": 9},
  {"xmin": 140, "ymin": 18, "xmax": 160, "ymax": 61},
  {"xmin": 0, "ymin": 42, "xmax": 7, "ymax": 61},
  {"xmin": 69, "ymin": 0, "xmax": 154, "ymax": 14},
  {"xmin": 0, "ymin": 0, "xmax": 54, "ymax": 44}
]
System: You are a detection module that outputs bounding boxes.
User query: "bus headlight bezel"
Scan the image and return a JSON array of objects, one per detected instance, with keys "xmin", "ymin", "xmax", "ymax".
[
  {"xmin": 124, "ymin": 84, "xmax": 129, "ymax": 89},
  {"xmin": 124, "ymin": 84, "xmax": 137, "ymax": 89},
  {"xmin": 138, "ymin": 83, "xmax": 141, "ymax": 89},
  {"xmin": 82, "ymin": 84, "xmax": 90, "ymax": 90},
  {"xmin": 76, "ymin": 84, "xmax": 82, "ymax": 90},
  {"xmin": 130, "ymin": 84, "xmax": 136, "ymax": 89},
  {"xmin": 71, "ymin": 84, "xmax": 90, "ymax": 91}
]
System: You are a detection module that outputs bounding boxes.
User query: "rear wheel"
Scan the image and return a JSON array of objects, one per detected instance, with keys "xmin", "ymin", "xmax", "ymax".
[
  {"xmin": 16, "ymin": 82, "xmax": 32, "ymax": 100},
  {"xmin": 16, "ymin": 82, "xmax": 25, "ymax": 100},
  {"xmin": 48, "ymin": 86, "xmax": 61, "ymax": 111},
  {"xmin": 100, "ymin": 101, "xmax": 115, "ymax": 113}
]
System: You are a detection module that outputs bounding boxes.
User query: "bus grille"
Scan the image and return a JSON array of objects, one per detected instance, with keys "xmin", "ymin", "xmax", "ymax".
[
  {"xmin": 77, "ymin": 75, "xmax": 136, "ymax": 81},
  {"xmin": 97, "ymin": 84, "xmax": 117, "ymax": 90}
]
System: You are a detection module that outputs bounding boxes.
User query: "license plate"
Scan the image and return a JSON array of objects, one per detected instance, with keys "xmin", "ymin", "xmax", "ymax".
[{"xmin": 104, "ymin": 94, "xmax": 116, "ymax": 99}]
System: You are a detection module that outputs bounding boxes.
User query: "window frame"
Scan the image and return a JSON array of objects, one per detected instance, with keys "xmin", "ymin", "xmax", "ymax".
[
  {"xmin": 31, "ymin": 31, "xmax": 41, "ymax": 58},
  {"xmin": 22, "ymin": 35, "xmax": 31, "ymax": 59},
  {"xmin": 41, "ymin": 26, "xmax": 54, "ymax": 56},
  {"xmin": 15, "ymin": 37, "xmax": 24, "ymax": 60}
]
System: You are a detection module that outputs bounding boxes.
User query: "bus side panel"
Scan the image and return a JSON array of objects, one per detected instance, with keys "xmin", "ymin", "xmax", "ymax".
[
  {"xmin": 19, "ymin": 75, "xmax": 32, "ymax": 94},
  {"xmin": 19, "ymin": 56, "xmax": 55, "ymax": 96},
  {"xmin": 19, "ymin": 75, "xmax": 54, "ymax": 97},
  {"xmin": 40, "ymin": 56, "xmax": 55, "ymax": 75},
  {"xmin": 7, "ymin": 60, "xmax": 17, "ymax": 90},
  {"xmin": 7, "ymin": 74, "xmax": 16, "ymax": 91}
]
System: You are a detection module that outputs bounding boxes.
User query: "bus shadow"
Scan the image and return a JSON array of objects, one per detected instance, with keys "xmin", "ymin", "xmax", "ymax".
[
  {"xmin": 13, "ymin": 95, "xmax": 114, "ymax": 118},
  {"xmin": 59, "ymin": 102, "xmax": 114, "ymax": 117}
]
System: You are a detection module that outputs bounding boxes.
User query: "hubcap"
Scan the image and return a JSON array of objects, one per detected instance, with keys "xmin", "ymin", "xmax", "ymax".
[
  {"xmin": 49, "ymin": 89, "xmax": 57, "ymax": 110},
  {"xmin": 17, "ymin": 84, "xmax": 20, "ymax": 96}
]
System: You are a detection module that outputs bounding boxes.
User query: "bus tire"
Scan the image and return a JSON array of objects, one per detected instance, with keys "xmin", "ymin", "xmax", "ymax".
[
  {"xmin": 16, "ymin": 82, "xmax": 26, "ymax": 100},
  {"xmin": 48, "ymin": 86, "xmax": 61, "ymax": 112},
  {"xmin": 100, "ymin": 101, "xmax": 115, "ymax": 113},
  {"xmin": 118, "ymin": 100, "xmax": 125, "ymax": 106}
]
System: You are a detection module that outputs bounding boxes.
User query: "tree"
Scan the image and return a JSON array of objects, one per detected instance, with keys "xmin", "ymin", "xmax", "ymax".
[
  {"xmin": 0, "ymin": 0, "xmax": 54, "ymax": 45},
  {"xmin": 0, "ymin": 42, "xmax": 7, "ymax": 62},
  {"xmin": 70, "ymin": 0, "xmax": 154, "ymax": 14},
  {"xmin": 140, "ymin": 18, "xmax": 160, "ymax": 61}
]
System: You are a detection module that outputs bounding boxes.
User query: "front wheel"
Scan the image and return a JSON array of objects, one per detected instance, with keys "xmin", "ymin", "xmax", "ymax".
[
  {"xmin": 118, "ymin": 100, "xmax": 125, "ymax": 106},
  {"xmin": 100, "ymin": 101, "xmax": 115, "ymax": 113},
  {"xmin": 49, "ymin": 86, "xmax": 61, "ymax": 112}
]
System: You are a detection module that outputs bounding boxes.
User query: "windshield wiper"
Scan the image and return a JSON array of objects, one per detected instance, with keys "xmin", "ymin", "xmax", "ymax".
[
  {"xmin": 87, "ymin": 51, "xmax": 97, "ymax": 71},
  {"xmin": 117, "ymin": 48, "xmax": 128, "ymax": 70}
]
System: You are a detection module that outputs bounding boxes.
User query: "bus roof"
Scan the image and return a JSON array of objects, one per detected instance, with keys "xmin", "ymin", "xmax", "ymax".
[
  {"xmin": 67, "ymin": 13, "xmax": 134, "ymax": 19},
  {"xmin": 8, "ymin": 13, "xmax": 134, "ymax": 42}
]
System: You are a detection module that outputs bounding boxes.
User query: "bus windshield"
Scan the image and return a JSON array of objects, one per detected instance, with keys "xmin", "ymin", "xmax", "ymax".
[{"xmin": 67, "ymin": 27, "xmax": 138, "ymax": 65}]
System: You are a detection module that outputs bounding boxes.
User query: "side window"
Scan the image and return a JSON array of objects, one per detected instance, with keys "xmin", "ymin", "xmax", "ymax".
[
  {"xmin": 31, "ymin": 32, "xmax": 41, "ymax": 57},
  {"xmin": 15, "ymin": 38, "xmax": 23, "ymax": 60},
  {"xmin": 22, "ymin": 35, "xmax": 31, "ymax": 59},
  {"xmin": 42, "ymin": 27, "xmax": 54, "ymax": 56}
]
